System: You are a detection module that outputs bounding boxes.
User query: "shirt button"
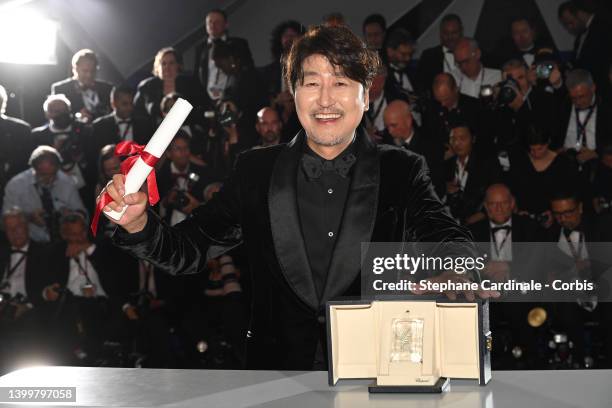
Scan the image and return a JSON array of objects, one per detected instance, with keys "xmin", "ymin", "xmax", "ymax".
[
  {"xmin": 328, "ymin": 188, "xmax": 333, "ymax": 194},
  {"xmin": 328, "ymin": 232, "xmax": 334, "ymax": 237}
]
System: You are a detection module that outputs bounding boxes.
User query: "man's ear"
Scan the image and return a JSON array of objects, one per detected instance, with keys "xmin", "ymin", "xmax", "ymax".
[{"xmin": 363, "ymin": 86, "xmax": 370, "ymax": 110}]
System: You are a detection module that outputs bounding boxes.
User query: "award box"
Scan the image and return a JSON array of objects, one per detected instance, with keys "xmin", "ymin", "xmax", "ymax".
[{"xmin": 326, "ymin": 298, "xmax": 491, "ymax": 393}]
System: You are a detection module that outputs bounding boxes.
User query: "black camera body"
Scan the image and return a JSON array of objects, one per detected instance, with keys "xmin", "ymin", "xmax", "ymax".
[
  {"xmin": 479, "ymin": 78, "xmax": 519, "ymax": 110},
  {"xmin": 175, "ymin": 172, "xmax": 201, "ymax": 209}
]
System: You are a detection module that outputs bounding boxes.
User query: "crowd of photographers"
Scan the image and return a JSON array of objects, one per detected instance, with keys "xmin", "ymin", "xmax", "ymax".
[{"xmin": 1, "ymin": 0, "xmax": 612, "ymax": 372}]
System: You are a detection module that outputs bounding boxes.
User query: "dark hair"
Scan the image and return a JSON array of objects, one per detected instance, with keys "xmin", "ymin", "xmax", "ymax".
[
  {"xmin": 207, "ymin": 8, "xmax": 227, "ymax": 21},
  {"xmin": 110, "ymin": 85, "xmax": 134, "ymax": 101},
  {"xmin": 322, "ymin": 12, "xmax": 345, "ymax": 26},
  {"xmin": 271, "ymin": 20, "xmax": 304, "ymax": 60},
  {"xmin": 510, "ymin": 16, "xmax": 535, "ymax": 29},
  {"xmin": 284, "ymin": 25, "xmax": 381, "ymax": 93},
  {"xmin": 160, "ymin": 92, "xmax": 183, "ymax": 114},
  {"xmin": 441, "ymin": 14, "xmax": 463, "ymax": 28},
  {"xmin": 362, "ymin": 14, "xmax": 386, "ymax": 32},
  {"xmin": 385, "ymin": 28, "xmax": 414, "ymax": 50},
  {"xmin": 526, "ymin": 126, "xmax": 551, "ymax": 146},
  {"xmin": 550, "ymin": 190, "xmax": 578, "ymax": 204},
  {"xmin": 558, "ymin": 1, "xmax": 578, "ymax": 18},
  {"xmin": 98, "ymin": 144, "xmax": 117, "ymax": 185},
  {"xmin": 170, "ymin": 130, "xmax": 191, "ymax": 147}
]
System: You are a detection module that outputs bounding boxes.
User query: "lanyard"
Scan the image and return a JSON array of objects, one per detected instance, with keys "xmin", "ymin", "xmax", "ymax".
[
  {"xmin": 73, "ymin": 254, "xmax": 93, "ymax": 285},
  {"xmin": 575, "ymin": 106, "xmax": 595, "ymax": 148},
  {"xmin": 455, "ymin": 158, "xmax": 469, "ymax": 189},
  {"xmin": 2, "ymin": 253, "xmax": 27, "ymax": 285},
  {"xmin": 490, "ymin": 229, "xmax": 511, "ymax": 259}
]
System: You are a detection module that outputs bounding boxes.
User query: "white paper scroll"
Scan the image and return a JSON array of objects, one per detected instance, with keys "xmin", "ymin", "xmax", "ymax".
[{"xmin": 104, "ymin": 98, "xmax": 193, "ymax": 221}]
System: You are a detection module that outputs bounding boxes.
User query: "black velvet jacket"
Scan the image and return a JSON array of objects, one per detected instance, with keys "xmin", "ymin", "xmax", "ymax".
[{"xmin": 113, "ymin": 127, "xmax": 473, "ymax": 369}]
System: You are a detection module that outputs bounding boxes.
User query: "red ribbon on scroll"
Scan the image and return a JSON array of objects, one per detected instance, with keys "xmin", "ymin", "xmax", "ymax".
[{"xmin": 90, "ymin": 141, "xmax": 161, "ymax": 236}]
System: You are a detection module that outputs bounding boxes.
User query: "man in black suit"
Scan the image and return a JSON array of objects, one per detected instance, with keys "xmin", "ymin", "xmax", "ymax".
[
  {"xmin": 558, "ymin": 0, "xmax": 612, "ymax": 94},
  {"xmin": 92, "ymin": 85, "xmax": 154, "ymax": 150},
  {"xmin": 384, "ymin": 28, "xmax": 417, "ymax": 95},
  {"xmin": 422, "ymin": 73, "xmax": 484, "ymax": 156},
  {"xmin": 102, "ymin": 25, "xmax": 496, "ymax": 370},
  {"xmin": 0, "ymin": 208, "xmax": 53, "ymax": 372},
  {"xmin": 362, "ymin": 14, "xmax": 386, "ymax": 57},
  {"xmin": 157, "ymin": 132, "xmax": 212, "ymax": 226},
  {"xmin": 498, "ymin": 17, "xmax": 556, "ymax": 69},
  {"xmin": 469, "ymin": 184, "xmax": 543, "ymax": 282},
  {"xmin": 51, "ymin": 49, "xmax": 113, "ymax": 123},
  {"xmin": 555, "ymin": 69, "xmax": 612, "ymax": 168},
  {"xmin": 32, "ymin": 95, "xmax": 97, "ymax": 214},
  {"xmin": 0, "ymin": 85, "xmax": 32, "ymax": 204},
  {"xmin": 362, "ymin": 65, "xmax": 406, "ymax": 139},
  {"xmin": 193, "ymin": 9, "xmax": 254, "ymax": 105},
  {"xmin": 444, "ymin": 125, "xmax": 501, "ymax": 225},
  {"xmin": 382, "ymin": 100, "xmax": 444, "ymax": 194},
  {"xmin": 416, "ymin": 14, "xmax": 464, "ymax": 93},
  {"xmin": 43, "ymin": 213, "xmax": 127, "ymax": 360}
]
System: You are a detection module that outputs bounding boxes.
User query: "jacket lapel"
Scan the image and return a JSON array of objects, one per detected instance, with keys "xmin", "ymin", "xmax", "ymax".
[
  {"xmin": 319, "ymin": 129, "xmax": 380, "ymax": 307},
  {"xmin": 268, "ymin": 131, "xmax": 319, "ymax": 310}
]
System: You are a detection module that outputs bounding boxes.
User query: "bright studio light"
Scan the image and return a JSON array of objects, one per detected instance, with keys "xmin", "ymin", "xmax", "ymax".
[{"xmin": 0, "ymin": 8, "xmax": 58, "ymax": 65}]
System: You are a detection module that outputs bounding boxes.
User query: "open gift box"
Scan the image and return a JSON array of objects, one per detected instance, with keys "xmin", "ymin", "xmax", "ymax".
[{"xmin": 326, "ymin": 298, "xmax": 491, "ymax": 393}]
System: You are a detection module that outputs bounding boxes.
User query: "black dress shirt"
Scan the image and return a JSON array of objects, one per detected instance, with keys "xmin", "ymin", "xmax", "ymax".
[{"xmin": 296, "ymin": 142, "xmax": 355, "ymax": 298}]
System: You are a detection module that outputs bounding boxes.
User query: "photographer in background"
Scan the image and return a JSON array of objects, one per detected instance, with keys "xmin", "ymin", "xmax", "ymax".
[
  {"xmin": 444, "ymin": 124, "xmax": 501, "ymax": 225},
  {"xmin": 157, "ymin": 132, "xmax": 212, "ymax": 226},
  {"xmin": 51, "ymin": 49, "xmax": 113, "ymax": 123},
  {"xmin": 2, "ymin": 146, "xmax": 85, "ymax": 243},
  {"xmin": 591, "ymin": 145, "xmax": 612, "ymax": 234},
  {"xmin": 453, "ymin": 38, "xmax": 502, "ymax": 99},
  {"xmin": 556, "ymin": 69, "xmax": 612, "ymax": 173},
  {"xmin": 32, "ymin": 95, "xmax": 97, "ymax": 213}
]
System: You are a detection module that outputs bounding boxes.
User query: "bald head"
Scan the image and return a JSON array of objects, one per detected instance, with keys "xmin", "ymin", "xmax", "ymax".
[
  {"xmin": 453, "ymin": 37, "xmax": 482, "ymax": 79},
  {"xmin": 433, "ymin": 73, "xmax": 459, "ymax": 108},
  {"xmin": 383, "ymin": 100, "xmax": 413, "ymax": 141},
  {"xmin": 255, "ymin": 107, "xmax": 282, "ymax": 146},
  {"xmin": 484, "ymin": 184, "xmax": 515, "ymax": 225}
]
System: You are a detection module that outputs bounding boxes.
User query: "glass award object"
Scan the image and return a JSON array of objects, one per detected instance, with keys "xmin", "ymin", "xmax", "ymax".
[{"xmin": 390, "ymin": 318, "xmax": 424, "ymax": 363}]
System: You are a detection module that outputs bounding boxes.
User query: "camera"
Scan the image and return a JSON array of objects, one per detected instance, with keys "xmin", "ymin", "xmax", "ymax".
[
  {"xmin": 204, "ymin": 100, "xmax": 241, "ymax": 129},
  {"xmin": 479, "ymin": 78, "xmax": 519, "ymax": 109},
  {"xmin": 597, "ymin": 197, "xmax": 612, "ymax": 213},
  {"xmin": 527, "ymin": 212, "xmax": 549, "ymax": 226},
  {"xmin": 175, "ymin": 173, "xmax": 201, "ymax": 209},
  {"xmin": 535, "ymin": 63, "xmax": 554, "ymax": 80}
]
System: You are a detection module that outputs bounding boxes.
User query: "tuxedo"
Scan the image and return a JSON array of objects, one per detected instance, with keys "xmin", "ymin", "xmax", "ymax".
[
  {"xmin": 92, "ymin": 113, "xmax": 155, "ymax": 147},
  {"xmin": 422, "ymin": 94, "xmax": 484, "ymax": 146},
  {"xmin": 386, "ymin": 63, "xmax": 417, "ymax": 94},
  {"xmin": 133, "ymin": 75, "xmax": 201, "ymax": 124},
  {"xmin": 469, "ymin": 215, "xmax": 544, "ymax": 282},
  {"xmin": 0, "ymin": 241, "xmax": 51, "ymax": 307},
  {"xmin": 113, "ymin": 128, "xmax": 474, "ymax": 370},
  {"xmin": 258, "ymin": 60, "xmax": 285, "ymax": 100},
  {"xmin": 51, "ymin": 78, "xmax": 113, "ymax": 120},
  {"xmin": 193, "ymin": 36, "xmax": 254, "ymax": 103}
]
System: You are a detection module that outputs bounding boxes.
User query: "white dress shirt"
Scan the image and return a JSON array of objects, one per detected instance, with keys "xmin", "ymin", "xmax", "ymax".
[
  {"xmin": 490, "ymin": 219, "xmax": 512, "ymax": 261},
  {"xmin": 564, "ymin": 103, "xmax": 597, "ymax": 150},
  {"xmin": 114, "ymin": 113, "xmax": 133, "ymax": 142},
  {"xmin": 207, "ymin": 34, "xmax": 229, "ymax": 100},
  {"xmin": 67, "ymin": 245, "xmax": 107, "ymax": 298},
  {"xmin": 558, "ymin": 230, "xmax": 589, "ymax": 260},
  {"xmin": 456, "ymin": 67, "xmax": 502, "ymax": 98},
  {"xmin": 442, "ymin": 46, "xmax": 459, "ymax": 77},
  {"xmin": 369, "ymin": 92, "xmax": 387, "ymax": 132}
]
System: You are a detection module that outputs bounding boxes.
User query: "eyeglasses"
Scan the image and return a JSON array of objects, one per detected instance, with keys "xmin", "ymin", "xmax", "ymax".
[{"xmin": 552, "ymin": 207, "xmax": 578, "ymax": 218}]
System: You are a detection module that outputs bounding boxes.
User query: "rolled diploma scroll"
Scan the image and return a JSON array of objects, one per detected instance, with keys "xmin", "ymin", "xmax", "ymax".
[{"xmin": 104, "ymin": 98, "xmax": 193, "ymax": 221}]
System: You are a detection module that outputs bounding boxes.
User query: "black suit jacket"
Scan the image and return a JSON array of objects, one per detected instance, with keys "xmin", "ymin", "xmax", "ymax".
[
  {"xmin": 258, "ymin": 60, "xmax": 283, "ymax": 101},
  {"xmin": 193, "ymin": 36, "xmax": 254, "ymax": 95},
  {"xmin": 113, "ymin": 128, "xmax": 474, "ymax": 370},
  {"xmin": 0, "ymin": 241, "xmax": 52, "ymax": 307},
  {"xmin": 51, "ymin": 78, "xmax": 113, "ymax": 119},
  {"xmin": 423, "ymin": 94, "xmax": 484, "ymax": 146},
  {"xmin": 554, "ymin": 98, "xmax": 612, "ymax": 152},
  {"xmin": 92, "ymin": 113, "xmax": 154, "ymax": 148},
  {"xmin": 133, "ymin": 75, "xmax": 201, "ymax": 124},
  {"xmin": 573, "ymin": 14, "xmax": 612, "ymax": 89},
  {"xmin": 416, "ymin": 45, "xmax": 446, "ymax": 94},
  {"xmin": 0, "ymin": 116, "xmax": 32, "ymax": 202}
]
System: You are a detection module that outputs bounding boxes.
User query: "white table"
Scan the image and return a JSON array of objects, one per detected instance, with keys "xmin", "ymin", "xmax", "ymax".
[{"xmin": 0, "ymin": 366, "xmax": 611, "ymax": 407}]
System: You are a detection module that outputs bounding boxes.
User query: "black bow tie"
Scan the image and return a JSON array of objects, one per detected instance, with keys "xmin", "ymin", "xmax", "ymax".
[
  {"xmin": 563, "ymin": 227, "xmax": 582, "ymax": 238},
  {"xmin": 491, "ymin": 225, "xmax": 511, "ymax": 233},
  {"xmin": 10, "ymin": 250, "xmax": 26, "ymax": 256},
  {"xmin": 301, "ymin": 153, "xmax": 356, "ymax": 180}
]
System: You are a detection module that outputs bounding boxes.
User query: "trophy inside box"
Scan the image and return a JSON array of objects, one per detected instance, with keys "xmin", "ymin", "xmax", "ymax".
[{"xmin": 326, "ymin": 299, "xmax": 491, "ymax": 393}]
